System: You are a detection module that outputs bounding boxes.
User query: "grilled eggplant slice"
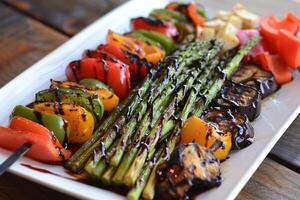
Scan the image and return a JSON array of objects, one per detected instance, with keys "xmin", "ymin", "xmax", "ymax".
[
  {"xmin": 232, "ymin": 64, "xmax": 279, "ymax": 98},
  {"xmin": 214, "ymin": 81, "xmax": 261, "ymax": 121},
  {"xmin": 204, "ymin": 107, "xmax": 254, "ymax": 150},
  {"xmin": 155, "ymin": 143, "xmax": 221, "ymax": 200}
]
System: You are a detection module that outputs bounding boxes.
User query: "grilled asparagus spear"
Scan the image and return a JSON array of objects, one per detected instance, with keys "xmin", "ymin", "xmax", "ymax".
[{"xmin": 84, "ymin": 41, "xmax": 220, "ymax": 177}]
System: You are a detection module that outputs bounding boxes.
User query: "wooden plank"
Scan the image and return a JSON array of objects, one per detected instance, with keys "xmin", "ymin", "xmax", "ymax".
[
  {"xmin": 0, "ymin": 172, "xmax": 74, "ymax": 200},
  {"xmin": 0, "ymin": 3, "xmax": 72, "ymax": 199},
  {"xmin": 2, "ymin": 159, "xmax": 299, "ymax": 200},
  {"xmin": 236, "ymin": 158, "xmax": 300, "ymax": 200},
  {"xmin": 269, "ymin": 115, "xmax": 300, "ymax": 173},
  {"xmin": 0, "ymin": 3, "xmax": 71, "ymax": 198},
  {"xmin": 3, "ymin": 0, "xmax": 129, "ymax": 36},
  {"xmin": 0, "ymin": 3, "xmax": 67, "ymax": 87}
]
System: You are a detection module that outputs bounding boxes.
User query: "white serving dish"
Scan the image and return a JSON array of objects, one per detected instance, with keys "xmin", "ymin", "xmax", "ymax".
[{"xmin": 0, "ymin": 0, "xmax": 299, "ymax": 199}]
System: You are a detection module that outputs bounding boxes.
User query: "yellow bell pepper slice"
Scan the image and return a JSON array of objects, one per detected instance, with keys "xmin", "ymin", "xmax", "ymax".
[
  {"xmin": 33, "ymin": 102, "xmax": 95, "ymax": 144},
  {"xmin": 51, "ymin": 80, "xmax": 119, "ymax": 112},
  {"xmin": 180, "ymin": 116, "xmax": 232, "ymax": 161}
]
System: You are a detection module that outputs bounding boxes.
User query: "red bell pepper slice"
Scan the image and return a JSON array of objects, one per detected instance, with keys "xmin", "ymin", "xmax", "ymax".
[
  {"xmin": 258, "ymin": 52, "xmax": 292, "ymax": 84},
  {"xmin": 286, "ymin": 12, "xmax": 300, "ymax": 25},
  {"xmin": 187, "ymin": 2, "xmax": 205, "ymax": 27},
  {"xmin": 259, "ymin": 16, "xmax": 280, "ymax": 51},
  {"xmin": 131, "ymin": 17, "xmax": 178, "ymax": 39},
  {"xmin": 106, "ymin": 60, "xmax": 131, "ymax": 100},
  {"xmin": 84, "ymin": 49, "xmax": 121, "ymax": 63},
  {"xmin": 0, "ymin": 117, "xmax": 71, "ymax": 162},
  {"xmin": 97, "ymin": 44, "xmax": 152, "ymax": 81},
  {"xmin": 260, "ymin": 37, "xmax": 277, "ymax": 54},
  {"xmin": 66, "ymin": 57, "xmax": 131, "ymax": 99},
  {"xmin": 259, "ymin": 13, "xmax": 300, "ymax": 52},
  {"xmin": 66, "ymin": 58, "xmax": 102, "ymax": 81},
  {"xmin": 277, "ymin": 29, "xmax": 300, "ymax": 69},
  {"xmin": 276, "ymin": 12, "xmax": 300, "ymax": 35},
  {"xmin": 258, "ymin": 52, "xmax": 271, "ymax": 71},
  {"xmin": 255, "ymin": 12, "xmax": 300, "ymax": 84}
]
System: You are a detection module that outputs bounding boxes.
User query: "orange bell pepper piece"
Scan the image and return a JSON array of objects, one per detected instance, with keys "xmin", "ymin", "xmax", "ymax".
[
  {"xmin": 180, "ymin": 116, "xmax": 232, "ymax": 161},
  {"xmin": 259, "ymin": 52, "xmax": 292, "ymax": 84},
  {"xmin": 107, "ymin": 30, "xmax": 146, "ymax": 58},
  {"xmin": 187, "ymin": 2, "xmax": 205, "ymax": 27},
  {"xmin": 107, "ymin": 30, "xmax": 165, "ymax": 63}
]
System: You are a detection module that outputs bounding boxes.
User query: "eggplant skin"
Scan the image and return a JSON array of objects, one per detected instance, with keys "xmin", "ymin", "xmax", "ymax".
[
  {"xmin": 214, "ymin": 81, "xmax": 262, "ymax": 121},
  {"xmin": 155, "ymin": 143, "xmax": 221, "ymax": 200},
  {"xmin": 204, "ymin": 107, "xmax": 254, "ymax": 150},
  {"xmin": 231, "ymin": 64, "xmax": 279, "ymax": 99}
]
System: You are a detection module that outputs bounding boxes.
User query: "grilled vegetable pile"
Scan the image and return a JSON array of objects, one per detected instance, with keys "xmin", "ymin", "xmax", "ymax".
[
  {"xmin": 0, "ymin": 79, "xmax": 118, "ymax": 162},
  {"xmin": 65, "ymin": 36, "xmax": 260, "ymax": 200},
  {"xmin": 0, "ymin": 1, "xmax": 300, "ymax": 200},
  {"xmin": 0, "ymin": 61, "xmax": 126, "ymax": 164},
  {"xmin": 65, "ymin": 1, "xmax": 210, "ymax": 97},
  {"xmin": 0, "ymin": 1, "xmax": 207, "ymax": 163}
]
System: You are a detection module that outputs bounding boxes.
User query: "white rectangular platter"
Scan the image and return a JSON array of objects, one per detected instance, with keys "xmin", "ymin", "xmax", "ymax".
[{"xmin": 0, "ymin": 0, "xmax": 299, "ymax": 199}]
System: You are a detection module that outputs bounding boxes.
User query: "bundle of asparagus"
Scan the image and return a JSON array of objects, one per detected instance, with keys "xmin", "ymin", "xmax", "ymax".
[
  {"xmin": 66, "ymin": 37, "xmax": 260, "ymax": 200},
  {"xmin": 66, "ymin": 40, "xmax": 218, "ymax": 172}
]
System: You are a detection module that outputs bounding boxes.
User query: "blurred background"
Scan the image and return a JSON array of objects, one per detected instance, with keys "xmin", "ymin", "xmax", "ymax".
[{"xmin": 1, "ymin": 0, "xmax": 128, "ymax": 36}]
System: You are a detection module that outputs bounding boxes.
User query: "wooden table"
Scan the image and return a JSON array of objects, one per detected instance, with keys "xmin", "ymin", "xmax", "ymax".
[{"xmin": 0, "ymin": 0, "xmax": 299, "ymax": 199}]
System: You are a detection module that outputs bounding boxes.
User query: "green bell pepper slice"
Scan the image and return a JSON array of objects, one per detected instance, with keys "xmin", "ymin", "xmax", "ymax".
[
  {"xmin": 11, "ymin": 105, "xmax": 67, "ymax": 144},
  {"xmin": 35, "ymin": 87, "xmax": 104, "ymax": 121},
  {"xmin": 151, "ymin": 9, "xmax": 189, "ymax": 23},
  {"xmin": 128, "ymin": 32, "xmax": 162, "ymax": 48},
  {"xmin": 129, "ymin": 30, "xmax": 176, "ymax": 55},
  {"xmin": 79, "ymin": 79, "xmax": 109, "ymax": 89},
  {"xmin": 197, "ymin": 7, "xmax": 208, "ymax": 20},
  {"xmin": 150, "ymin": 8, "xmax": 194, "ymax": 42}
]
